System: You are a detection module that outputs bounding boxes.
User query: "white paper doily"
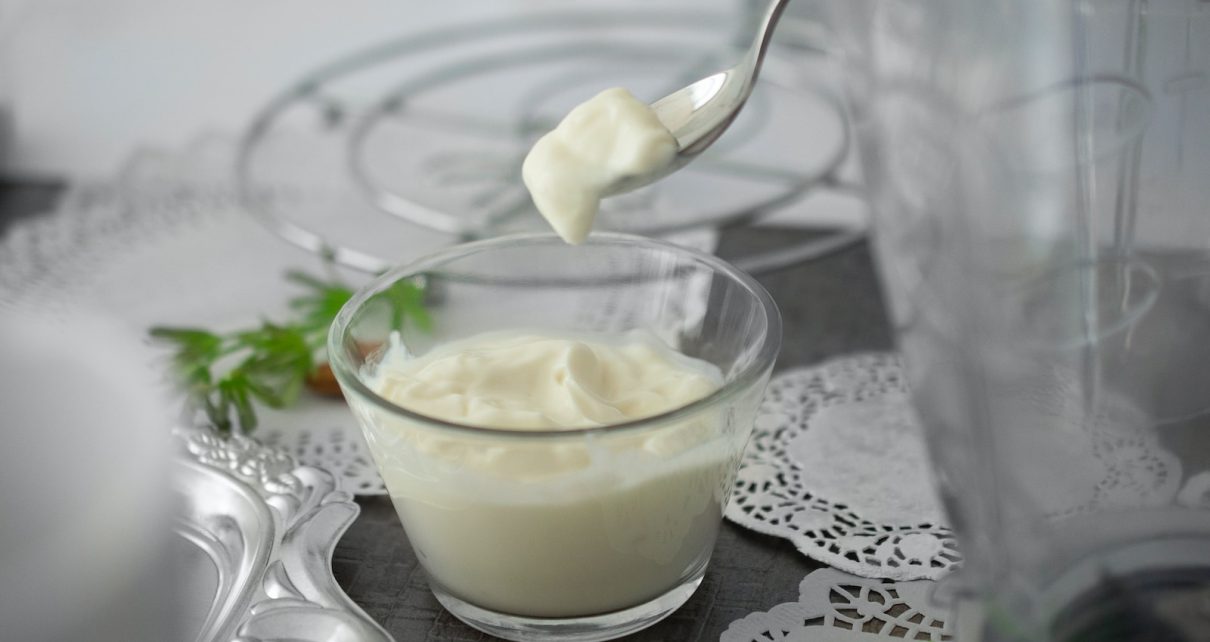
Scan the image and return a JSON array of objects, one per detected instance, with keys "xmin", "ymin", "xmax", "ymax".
[
  {"xmin": 0, "ymin": 135, "xmax": 720, "ymax": 495},
  {"xmin": 727, "ymin": 354, "xmax": 961, "ymax": 581},
  {"xmin": 256, "ymin": 411, "xmax": 385, "ymax": 495},
  {"xmin": 727, "ymin": 353, "xmax": 1186, "ymax": 581},
  {"xmin": 722, "ymin": 568, "xmax": 952, "ymax": 641}
]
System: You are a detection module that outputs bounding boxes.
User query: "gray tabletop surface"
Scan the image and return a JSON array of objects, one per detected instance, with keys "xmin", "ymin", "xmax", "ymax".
[{"xmin": 0, "ymin": 186, "xmax": 895, "ymax": 641}]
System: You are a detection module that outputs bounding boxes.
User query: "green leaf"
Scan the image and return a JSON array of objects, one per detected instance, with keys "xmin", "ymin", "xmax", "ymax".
[
  {"xmin": 149, "ymin": 267, "xmax": 432, "ymax": 434},
  {"xmin": 149, "ymin": 326, "xmax": 224, "ymax": 367},
  {"xmin": 407, "ymin": 298, "xmax": 433, "ymax": 332},
  {"xmin": 378, "ymin": 280, "xmax": 432, "ymax": 332},
  {"xmin": 244, "ymin": 376, "xmax": 286, "ymax": 408},
  {"xmin": 283, "ymin": 270, "xmax": 336, "ymax": 291},
  {"xmin": 285, "ymin": 269, "xmax": 356, "ymax": 334},
  {"xmin": 218, "ymin": 377, "xmax": 258, "ymax": 433},
  {"xmin": 200, "ymin": 390, "xmax": 232, "ymax": 435},
  {"xmin": 149, "ymin": 326, "xmax": 219, "ymax": 343}
]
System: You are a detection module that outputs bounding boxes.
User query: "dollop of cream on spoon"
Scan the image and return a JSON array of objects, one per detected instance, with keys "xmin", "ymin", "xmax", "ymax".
[{"xmin": 521, "ymin": 88, "xmax": 678, "ymax": 244}]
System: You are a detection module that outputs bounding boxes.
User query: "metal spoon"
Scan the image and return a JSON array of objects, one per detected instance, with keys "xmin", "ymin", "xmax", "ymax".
[{"xmin": 603, "ymin": 0, "xmax": 792, "ymax": 196}]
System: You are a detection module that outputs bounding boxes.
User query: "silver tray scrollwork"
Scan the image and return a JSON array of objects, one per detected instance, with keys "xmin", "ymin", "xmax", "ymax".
[{"xmin": 173, "ymin": 428, "xmax": 393, "ymax": 642}]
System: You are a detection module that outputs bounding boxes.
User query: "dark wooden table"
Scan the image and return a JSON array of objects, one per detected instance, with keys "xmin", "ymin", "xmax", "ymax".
[{"xmin": 1, "ymin": 183, "xmax": 895, "ymax": 641}]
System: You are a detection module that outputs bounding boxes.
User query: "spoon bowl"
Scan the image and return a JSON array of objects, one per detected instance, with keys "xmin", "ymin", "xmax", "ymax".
[{"xmin": 603, "ymin": 0, "xmax": 791, "ymax": 196}]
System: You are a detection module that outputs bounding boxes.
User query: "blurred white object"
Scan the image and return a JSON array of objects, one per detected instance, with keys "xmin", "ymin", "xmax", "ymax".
[{"xmin": 0, "ymin": 309, "xmax": 172, "ymax": 642}]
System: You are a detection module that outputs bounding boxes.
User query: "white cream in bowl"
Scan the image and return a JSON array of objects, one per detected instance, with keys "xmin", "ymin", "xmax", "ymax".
[{"xmin": 354, "ymin": 330, "xmax": 737, "ymax": 617}]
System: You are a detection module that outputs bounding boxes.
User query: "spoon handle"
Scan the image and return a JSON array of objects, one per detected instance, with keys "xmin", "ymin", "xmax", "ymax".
[{"xmin": 748, "ymin": 0, "xmax": 793, "ymax": 81}]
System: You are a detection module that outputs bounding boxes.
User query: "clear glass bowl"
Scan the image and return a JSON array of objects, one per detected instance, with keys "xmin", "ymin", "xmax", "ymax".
[{"xmin": 328, "ymin": 233, "xmax": 780, "ymax": 641}]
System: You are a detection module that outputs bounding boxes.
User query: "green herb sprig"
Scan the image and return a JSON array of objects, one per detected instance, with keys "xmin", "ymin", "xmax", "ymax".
[{"xmin": 150, "ymin": 270, "xmax": 429, "ymax": 434}]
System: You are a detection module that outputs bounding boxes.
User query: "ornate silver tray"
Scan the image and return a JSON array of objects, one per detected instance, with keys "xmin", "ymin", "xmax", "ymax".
[{"xmin": 173, "ymin": 429, "xmax": 393, "ymax": 642}]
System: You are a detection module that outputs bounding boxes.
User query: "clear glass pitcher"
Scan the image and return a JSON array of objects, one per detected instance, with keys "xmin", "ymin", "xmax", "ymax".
[{"xmin": 824, "ymin": 0, "xmax": 1210, "ymax": 638}]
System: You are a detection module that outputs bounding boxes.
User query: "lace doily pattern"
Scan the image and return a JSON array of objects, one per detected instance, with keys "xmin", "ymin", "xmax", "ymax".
[
  {"xmin": 728, "ymin": 353, "xmax": 1188, "ymax": 581},
  {"xmin": 1088, "ymin": 430, "xmax": 1183, "ymax": 511},
  {"xmin": 260, "ymin": 424, "xmax": 386, "ymax": 495},
  {"xmin": 722, "ymin": 568, "xmax": 952, "ymax": 641},
  {"xmin": 727, "ymin": 354, "xmax": 961, "ymax": 581}
]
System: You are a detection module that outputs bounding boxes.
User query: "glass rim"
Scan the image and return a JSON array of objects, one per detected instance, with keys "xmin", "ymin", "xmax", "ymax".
[{"xmin": 327, "ymin": 232, "xmax": 782, "ymax": 439}]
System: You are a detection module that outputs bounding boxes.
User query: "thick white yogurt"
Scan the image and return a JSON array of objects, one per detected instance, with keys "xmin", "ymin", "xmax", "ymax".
[
  {"xmin": 521, "ymin": 88, "xmax": 678, "ymax": 244},
  {"xmin": 354, "ymin": 330, "xmax": 740, "ymax": 617},
  {"xmin": 371, "ymin": 330, "xmax": 720, "ymax": 429}
]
